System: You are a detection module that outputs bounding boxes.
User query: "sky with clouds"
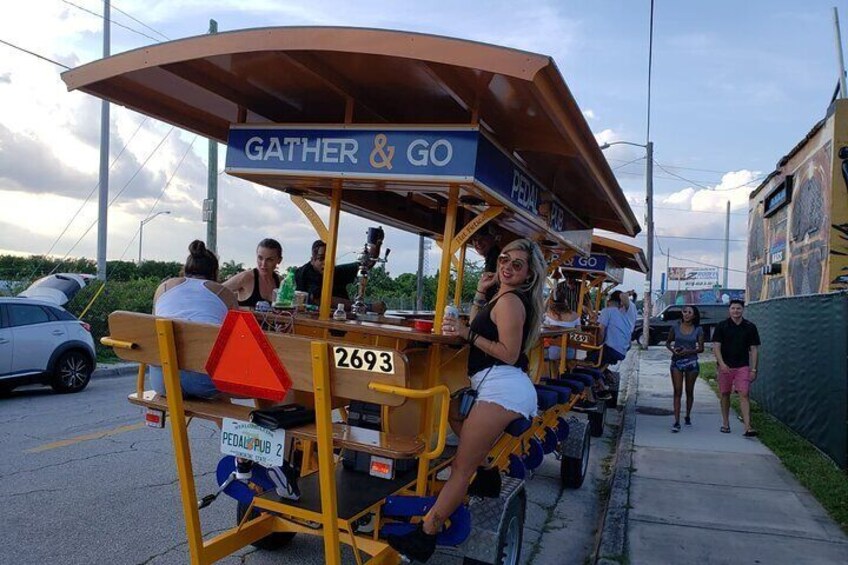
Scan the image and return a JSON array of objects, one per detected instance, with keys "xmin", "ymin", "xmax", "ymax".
[{"xmin": 0, "ymin": 0, "xmax": 843, "ymax": 292}]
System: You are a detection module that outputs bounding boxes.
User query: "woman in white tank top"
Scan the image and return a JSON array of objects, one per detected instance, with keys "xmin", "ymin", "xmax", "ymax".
[{"xmin": 150, "ymin": 240, "xmax": 237, "ymax": 399}]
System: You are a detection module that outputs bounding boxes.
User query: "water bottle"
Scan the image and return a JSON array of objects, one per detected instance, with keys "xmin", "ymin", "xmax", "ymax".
[
  {"xmin": 333, "ymin": 303, "xmax": 347, "ymax": 321},
  {"xmin": 444, "ymin": 304, "xmax": 459, "ymax": 322},
  {"xmin": 276, "ymin": 267, "xmax": 296, "ymax": 308}
]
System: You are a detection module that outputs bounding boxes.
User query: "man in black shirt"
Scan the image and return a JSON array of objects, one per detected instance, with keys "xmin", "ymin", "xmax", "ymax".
[
  {"xmin": 294, "ymin": 240, "xmax": 360, "ymax": 307},
  {"xmin": 470, "ymin": 227, "xmax": 501, "ymax": 302},
  {"xmin": 712, "ymin": 299, "xmax": 761, "ymax": 436}
]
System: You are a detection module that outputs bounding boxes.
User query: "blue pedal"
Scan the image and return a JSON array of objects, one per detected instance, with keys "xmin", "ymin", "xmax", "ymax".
[
  {"xmin": 380, "ymin": 500, "xmax": 471, "ymax": 546},
  {"xmin": 522, "ymin": 437, "xmax": 544, "ymax": 470},
  {"xmin": 216, "ymin": 456, "xmax": 275, "ymax": 505},
  {"xmin": 507, "ymin": 453, "xmax": 526, "ymax": 479},
  {"xmin": 542, "ymin": 427, "xmax": 559, "ymax": 454},
  {"xmin": 556, "ymin": 417, "xmax": 570, "ymax": 441}
]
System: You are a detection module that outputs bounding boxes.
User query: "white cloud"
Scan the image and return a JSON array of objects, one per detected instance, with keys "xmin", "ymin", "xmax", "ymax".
[{"xmin": 582, "ymin": 109, "xmax": 596, "ymax": 120}]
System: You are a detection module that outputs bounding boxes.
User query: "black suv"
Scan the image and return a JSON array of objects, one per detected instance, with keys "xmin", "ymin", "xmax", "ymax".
[{"xmin": 632, "ymin": 303, "xmax": 729, "ymax": 345}]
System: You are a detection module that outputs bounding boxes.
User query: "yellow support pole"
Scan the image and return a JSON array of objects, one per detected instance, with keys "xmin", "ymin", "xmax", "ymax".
[
  {"xmin": 78, "ymin": 280, "xmax": 106, "ymax": 319},
  {"xmin": 453, "ymin": 244, "xmax": 466, "ymax": 307},
  {"xmin": 434, "ymin": 185, "xmax": 459, "ymax": 334},
  {"xmin": 155, "ymin": 319, "xmax": 205, "ymax": 565},
  {"xmin": 311, "ymin": 341, "xmax": 341, "ymax": 565},
  {"xmin": 577, "ymin": 273, "xmax": 588, "ymax": 316},
  {"xmin": 320, "ymin": 182, "xmax": 343, "ymax": 321},
  {"xmin": 290, "ymin": 195, "xmax": 330, "ymax": 242}
]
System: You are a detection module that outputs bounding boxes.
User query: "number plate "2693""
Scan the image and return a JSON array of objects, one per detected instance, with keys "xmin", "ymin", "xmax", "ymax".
[{"xmin": 333, "ymin": 346, "xmax": 394, "ymax": 374}]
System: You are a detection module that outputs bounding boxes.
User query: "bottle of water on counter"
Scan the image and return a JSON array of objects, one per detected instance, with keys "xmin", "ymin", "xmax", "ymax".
[{"xmin": 333, "ymin": 303, "xmax": 347, "ymax": 321}]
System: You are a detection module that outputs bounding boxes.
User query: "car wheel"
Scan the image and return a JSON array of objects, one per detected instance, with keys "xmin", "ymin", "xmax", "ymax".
[{"xmin": 51, "ymin": 350, "xmax": 92, "ymax": 393}]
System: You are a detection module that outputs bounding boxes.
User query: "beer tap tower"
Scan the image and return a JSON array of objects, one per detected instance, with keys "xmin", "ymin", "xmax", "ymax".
[{"xmin": 352, "ymin": 227, "xmax": 390, "ymax": 315}]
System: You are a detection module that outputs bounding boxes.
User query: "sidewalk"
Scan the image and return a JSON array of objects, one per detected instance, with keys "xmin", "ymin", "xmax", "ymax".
[{"xmin": 622, "ymin": 348, "xmax": 848, "ymax": 565}]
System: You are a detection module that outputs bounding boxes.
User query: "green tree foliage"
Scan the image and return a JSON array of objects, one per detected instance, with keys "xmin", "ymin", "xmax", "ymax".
[{"xmin": 220, "ymin": 259, "xmax": 245, "ymax": 281}]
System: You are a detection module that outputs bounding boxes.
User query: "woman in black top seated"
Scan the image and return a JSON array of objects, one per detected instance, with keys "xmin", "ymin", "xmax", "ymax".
[
  {"xmin": 223, "ymin": 238, "xmax": 282, "ymax": 307},
  {"xmin": 388, "ymin": 238, "xmax": 545, "ymax": 562}
]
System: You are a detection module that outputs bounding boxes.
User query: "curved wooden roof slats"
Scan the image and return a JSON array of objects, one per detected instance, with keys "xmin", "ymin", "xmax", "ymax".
[
  {"xmin": 61, "ymin": 26, "xmax": 640, "ymax": 237},
  {"xmin": 591, "ymin": 235, "xmax": 648, "ymax": 273}
]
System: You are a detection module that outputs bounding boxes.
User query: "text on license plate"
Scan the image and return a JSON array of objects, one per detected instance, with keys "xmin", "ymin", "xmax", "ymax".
[{"xmin": 220, "ymin": 418, "xmax": 286, "ymax": 467}]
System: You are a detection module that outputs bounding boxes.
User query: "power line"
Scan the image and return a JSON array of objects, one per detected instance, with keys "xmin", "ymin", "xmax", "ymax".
[
  {"xmin": 23, "ymin": 117, "xmax": 149, "ymax": 284},
  {"xmin": 629, "ymin": 203, "xmax": 748, "ymax": 216},
  {"xmin": 655, "ymin": 235, "xmax": 747, "ymax": 273},
  {"xmin": 0, "ymin": 38, "xmax": 70, "ymax": 69},
  {"xmin": 652, "ymin": 159, "xmax": 765, "ymax": 192},
  {"xmin": 636, "ymin": 233, "xmax": 746, "ymax": 243},
  {"xmin": 60, "ymin": 0, "xmax": 162, "ymax": 43},
  {"xmin": 111, "ymin": 1, "xmax": 170, "ymax": 41},
  {"xmin": 116, "ymin": 135, "xmax": 198, "ymax": 262}
]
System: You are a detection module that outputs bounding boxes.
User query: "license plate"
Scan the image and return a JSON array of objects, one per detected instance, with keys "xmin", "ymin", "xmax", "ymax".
[{"xmin": 220, "ymin": 418, "xmax": 286, "ymax": 467}]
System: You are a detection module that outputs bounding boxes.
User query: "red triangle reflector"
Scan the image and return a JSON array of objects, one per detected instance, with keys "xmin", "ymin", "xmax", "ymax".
[{"xmin": 205, "ymin": 311, "xmax": 292, "ymax": 401}]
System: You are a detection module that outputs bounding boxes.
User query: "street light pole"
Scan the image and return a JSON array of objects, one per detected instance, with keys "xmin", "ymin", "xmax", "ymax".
[
  {"xmin": 599, "ymin": 139, "xmax": 654, "ymax": 348},
  {"xmin": 138, "ymin": 211, "xmax": 171, "ymax": 264},
  {"xmin": 644, "ymin": 141, "xmax": 654, "ymax": 349}
]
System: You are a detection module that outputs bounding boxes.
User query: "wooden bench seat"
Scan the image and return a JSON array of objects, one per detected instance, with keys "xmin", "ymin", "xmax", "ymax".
[{"xmin": 129, "ymin": 390, "xmax": 425, "ymax": 459}]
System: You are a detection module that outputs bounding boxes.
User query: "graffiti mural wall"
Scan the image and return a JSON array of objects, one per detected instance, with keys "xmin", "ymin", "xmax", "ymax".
[
  {"xmin": 830, "ymin": 105, "xmax": 848, "ymax": 289},
  {"xmin": 748, "ymin": 110, "xmax": 835, "ymax": 301}
]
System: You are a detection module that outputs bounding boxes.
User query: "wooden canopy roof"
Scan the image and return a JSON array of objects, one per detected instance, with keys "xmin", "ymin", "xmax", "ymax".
[
  {"xmin": 591, "ymin": 235, "xmax": 648, "ymax": 273},
  {"xmin": 62, "ymin": 26, "xmax": 640, "ymax": 237}
]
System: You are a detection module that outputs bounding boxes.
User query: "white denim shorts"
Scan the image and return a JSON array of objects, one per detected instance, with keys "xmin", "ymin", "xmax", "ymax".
[{"xmin": 470, "ymin": 364, "xmax": 537, "ymax": 418}]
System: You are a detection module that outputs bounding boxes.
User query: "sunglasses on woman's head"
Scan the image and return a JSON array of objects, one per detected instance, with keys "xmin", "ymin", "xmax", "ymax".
[{"xmin": 497, "ymin": 254, "xmax": 526, "ymax": 270}]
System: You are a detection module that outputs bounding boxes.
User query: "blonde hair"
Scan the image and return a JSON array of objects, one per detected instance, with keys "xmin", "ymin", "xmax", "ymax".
[{"xmin": 500, "ymin": 238, "xmax": 546, "ymax": 354}]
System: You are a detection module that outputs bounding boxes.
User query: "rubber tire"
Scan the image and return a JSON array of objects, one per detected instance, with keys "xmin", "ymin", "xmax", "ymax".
[
  {"xmin": 50, "ymin": 350, "xmax": 92, "ymax": 393},
  {"xmin": 236, "ymin": 502, "xmax": 296, "ymax": 550},
  {"xmin": 561, "ymin": 426, "xmax": 590, "ymax": 489},
  {"xmin": 589, "ymin": 403, "xmax": 606, "ymax": 437},
  {"xmin": 606, "ymin": 387, "xmax": 619, "ymax": 409},
  {"xmin": 464, "ymin": 492, "xmax": 526, "ymax": 565}
]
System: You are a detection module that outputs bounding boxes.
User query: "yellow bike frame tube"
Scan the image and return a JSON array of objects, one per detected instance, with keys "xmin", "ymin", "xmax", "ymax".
[
  {"xmin": 311, "ymin": 341, "xmax": 342, "ymax": 565},
  {"xmin": 367, "ymin": 382, "xmax": 450, "ymax": 459},
  {"xmin": 136, "ymin": 363, "xmax": 147, "ymax": 397},
  {"xmin": 100, "ymin": 337, "xmax": 136, "ymax": 350},
  {"xmin": 320, "ymin": 182, "xmax": 343, "ymax": 321},
  {"xmin": 434, "ymin": 185, "xmax": 459, "ymax": 334},
  {"xmin": 155, "ymin": 319, "xmax": 206, "ymax": 564}
]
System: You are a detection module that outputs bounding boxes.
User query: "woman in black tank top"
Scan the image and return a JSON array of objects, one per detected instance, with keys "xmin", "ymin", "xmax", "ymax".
[
  {"xmin": 222, "ymin": 239, "xmax": 283, "ymax": 307},
  {"xmin": 388, "ymin": 239, "xmax": 546, "ymax": 562}
]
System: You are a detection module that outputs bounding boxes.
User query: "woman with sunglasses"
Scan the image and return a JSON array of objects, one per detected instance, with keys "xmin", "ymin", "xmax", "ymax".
[{"xmin": 388, "ymin": 238, "xmax": 545, "ymax": 562}]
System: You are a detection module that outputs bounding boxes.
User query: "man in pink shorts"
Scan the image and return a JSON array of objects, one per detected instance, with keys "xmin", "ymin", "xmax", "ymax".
[{"xmin": 712, "ymin": 300, "xmax": 761, "ymax": 437}]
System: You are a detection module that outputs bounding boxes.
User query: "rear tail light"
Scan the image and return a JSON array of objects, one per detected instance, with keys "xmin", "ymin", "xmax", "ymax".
[{"xmin": 80, "ymin": 321, "xmax": 91, "ymax": 332}]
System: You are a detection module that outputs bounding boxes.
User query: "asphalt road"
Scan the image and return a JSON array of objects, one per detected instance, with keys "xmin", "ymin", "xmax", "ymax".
[{"xmin": 0, "ymin": 370, "xmax": 619, "ymax": 564}]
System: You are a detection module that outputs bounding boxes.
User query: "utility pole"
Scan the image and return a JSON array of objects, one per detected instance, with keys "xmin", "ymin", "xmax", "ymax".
[
  {"xmin": 205, "ymin": 18, "xmax": 219, "ymax": 254},
  {"xmin": 835, "ymin": 7, "xmax": 847, "ymax": 99},
  {"xmin": 723, "ymin": 201, "xmax": 730, "ymax": 288},
  {"xmin": 642, "ymin": 141, "xmax": 654, "ymax": 348},
  {"xmin": 416, "ymin": 234, "xmax": 424, "ymax": 310},
  {"xmin": 96, "ymin": 0, "xmax": 111, "ymax": 280}
]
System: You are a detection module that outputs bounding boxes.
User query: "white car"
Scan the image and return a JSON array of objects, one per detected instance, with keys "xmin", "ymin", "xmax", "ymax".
[{"xmin": 0, "ymin": 297, "xmax": 97, "ymax": 394}]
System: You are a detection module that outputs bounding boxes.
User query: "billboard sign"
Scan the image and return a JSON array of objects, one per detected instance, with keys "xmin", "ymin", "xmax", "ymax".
[{"xmin": 668, "ymin": 267, "xmax": 719, "ymax": 290}]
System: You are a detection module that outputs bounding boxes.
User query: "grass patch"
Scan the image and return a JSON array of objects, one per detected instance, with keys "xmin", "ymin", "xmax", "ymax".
[{"xmin": 701, "ymin": 361, "xmax": 848, "ymax": 533}]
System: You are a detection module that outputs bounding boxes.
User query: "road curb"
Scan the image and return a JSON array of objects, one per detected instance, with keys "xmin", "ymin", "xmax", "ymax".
[
  {"xmin": 594, "ymin": 349, "xmax": 640, "ymax": 563},
  {"xmin": 93, "ymin": 363, "xmax": 138, "ymax": 379}
]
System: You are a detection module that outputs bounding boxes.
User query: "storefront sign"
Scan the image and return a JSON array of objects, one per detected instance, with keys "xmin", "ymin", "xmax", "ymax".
[
  {"xmin": 226, "ymin": 125, "xmax": 577, "ymax": 238},
  {"xmin": 764, "ymin": 176, "xmax": 793, "ymax": 218}
]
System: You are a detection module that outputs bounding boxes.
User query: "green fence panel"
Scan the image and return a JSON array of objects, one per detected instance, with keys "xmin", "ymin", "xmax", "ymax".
[{"xmin": 747, "ymin": 292, "xmax": 848, "ymax": 468}]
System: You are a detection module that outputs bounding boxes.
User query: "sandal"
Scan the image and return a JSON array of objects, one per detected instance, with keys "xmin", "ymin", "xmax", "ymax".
[
  {"xmin": 720, "ymin": 426, "xmax": 731, "ymax": 434},
  {"xmin": 743, "ymin": 430, "xmax": 759, "ymax": 437}
]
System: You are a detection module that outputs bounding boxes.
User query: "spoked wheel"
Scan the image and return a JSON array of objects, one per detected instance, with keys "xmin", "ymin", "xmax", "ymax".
[
  {"xmin": 236, "ymin": 502, "xmax": 296, "ymax": 550},
  {"xmin": 561, "ymin": 421, "xmax": 590, "ymax": 489},
  {"xmin": 51, "ymin": 350, "xmax": 92, "ymax": 393}
]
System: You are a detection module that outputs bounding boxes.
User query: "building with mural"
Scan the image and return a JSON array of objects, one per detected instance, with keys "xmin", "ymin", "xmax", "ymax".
[
  {"xmin": 748, "ymin": 100, "xmax": 848, "ymax": 298},
  {"xmin": 746, "ymin": 98, "xmax": 848, "ymax": 469}
]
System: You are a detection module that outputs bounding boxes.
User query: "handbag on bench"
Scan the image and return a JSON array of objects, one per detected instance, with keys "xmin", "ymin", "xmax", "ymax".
[{"xmin": 250, "ymin": 404, "xmax": 315, "ymax": 430}]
